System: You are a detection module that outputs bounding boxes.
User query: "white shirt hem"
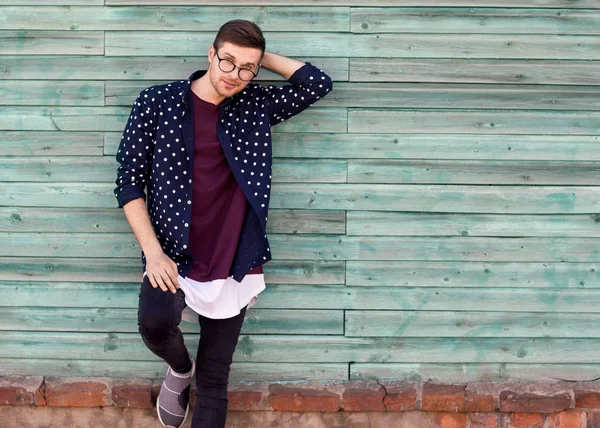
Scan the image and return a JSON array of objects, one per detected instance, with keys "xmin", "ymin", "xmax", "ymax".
[{"xmin": 178, "ymin": 273, "xmax": 266, "ymax": 320}]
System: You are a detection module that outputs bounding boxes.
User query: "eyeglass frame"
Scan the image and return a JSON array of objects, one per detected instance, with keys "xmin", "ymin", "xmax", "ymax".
[{"xmin": 214, "ymin": 49, "xmax": 261, "ymax": 81}]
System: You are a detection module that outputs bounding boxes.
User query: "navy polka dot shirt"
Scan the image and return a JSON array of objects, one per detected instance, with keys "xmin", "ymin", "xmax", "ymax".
[{"xmin": 114, "ymin": 62, "xmax": 333, "ymax": 281}]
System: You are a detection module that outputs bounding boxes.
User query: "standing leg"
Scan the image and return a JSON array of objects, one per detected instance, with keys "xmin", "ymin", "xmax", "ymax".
[{"xmin": 191, "ymin": 306, "xmax": 247, "ymax": 428}]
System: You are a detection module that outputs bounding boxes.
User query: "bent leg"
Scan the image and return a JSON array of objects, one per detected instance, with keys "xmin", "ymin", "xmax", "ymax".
[{"xmin": 137, "ymin": 274, "xmax": 192, "ymax": 373}]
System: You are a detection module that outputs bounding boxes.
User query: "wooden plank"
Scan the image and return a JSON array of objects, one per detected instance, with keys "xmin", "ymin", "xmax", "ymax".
[
  {"xmin": 0, "ymin": 232, "xmax": 141, "ymax": 258},
  {"xmin": 351, "ymin": 363, "xmax": 600, "ymax": 383},
  {"xmin": 0, "ymin": 183, "xmax": 116, "ymax": 208},
  {"xmin": 0, "ymin": 80, "xmax": 104, "ymax": 106},
  {"xmin": 104, "ymin": 132, "xmax": 125, "ymax": 155},
  {"xmin": 4, "ymin": 182, "xmax": 599, "ymax": 213},
  {"xmin": 0, "ymin": 157, "xmax": 346, "ymax": 183},
  {"xmin": 273, "ymin": 159, "xmax": 347, "ymax": 183},
  {"xmin": 0, "ymin": 207, "xmax": 131, "ymax": 232},
  {"xmin": 1, "ymin": 1, "xmax": 103, "ymax": 4},
  {"xmin": 0, "ymin": 107, "xmax": 130, "ymax": 132},
  {"xmin": 105, "ymin": 31, "xmax": 344, "ymax": 57},
  {"xmin": 4, "ymin": 331, "xmax": 600, "ymax": 363},
  {"xmin": 1, "ymin": 106, "xmax": 345, "ymax": 132},
  {"xmin": 270, "ymin": 183, "xmax": 600, "ymax": 214},
  {"xmin": 0, "ymin": 207, "xmax": 345, "ymax": 235},
  {"xmin": 272, "ymin": 159, "xmax": 347, "ymax": 183},
  {"xmin": 105, "ymin": 0, "xmax": 600, "ymax": 7},
  {"xmin": 348, "ymin": 109, "xmax": 600, "ymax": 135},
  {"xmin": 0, "ymin": 360, "xmax": 586, "ymax": 383},
  {"xmin": 0, "ymin": 258, "xmax": 143, "ymax": 283},
  {"xmin": 335, "ymin": 83, "xmax": 600, "ymax": 110},
  {"xmin": 346, "ymin": 261, "xmax": 598, "ymax": 288},
  {"xmin": 348, "ymin": 160, "xmax": 600, "ymax": 185},
  {"xmin": 0, "ymin": 6, "xmax": 349, "ymax": 32},
  {"xmin": 0, "ymin": 258, "xmax": 344, "ymax": 284},
  {"xmin": 0, "ymin": 358, "xmax": 346, "ymax": 381},
  {"xmin": 1, "ymin": 282, "xmax": 139, "ymax": 308},
  {"xmin": 3, "ymin": 232, "xmax": 600, "ymax": 262},
  {"xmin": 266, "ymin": 260, "xmax": 345, "ymax": 284},
  {"xmin": 0, "ymin": 56, "xmax": 349, "ymax": 81},
  {"xmin": 352, "ymin": 8, "xmax": 600, "ymax": 35},
  {"xmin": 0, "ymin": 132, "xmax": 104, "ymax": 156},
  {"xmin": 105, "ymin": 32, "xmax": 600, "ymax": 59},
  {"xmin": 350, "ymin": 59, "xmax": 600, "ymax": 86},
  {"xmin": 0, "ymin": 307, "xmax": 344, "ymax": 335},
  {"xmin": 345, "ymin": 310, "xmax": 600, "ymax": 338},
  {"xmin": 107, "ymin": 81, "xmax": 600, "ymax": 110},
  {"xmin": 4, "ymin": 283, "xmax": 600, "ymax": 313},
  {"xmin": 0, "ymin": 30, "xmax": 103, "ymax": 55},
  {"xmin": 106, "ymin": 132, "xmax": 600, "ymax": 161},
  {"xmin": 268, "ymin": 235, "xmax": 600, "ymax": 263},
  {"xmin": 499, "ymin": 364, "xmax": 600, "ymax": 382},
  {"xmin": 0, "ymin": 157, "xmax": 118, "ymax": 182},
  {"xmin": 347, "ymin": 212, "xmax": 600, "ymax": 238},
  {"xmin": 262, "ymin": 209, "xmax": 346, "ymax": 235}
]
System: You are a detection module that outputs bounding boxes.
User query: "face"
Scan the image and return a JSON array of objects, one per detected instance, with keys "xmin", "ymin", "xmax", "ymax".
[{"xmin": 208, "ymin": 42, "xmax": 263, "ymax": 98}]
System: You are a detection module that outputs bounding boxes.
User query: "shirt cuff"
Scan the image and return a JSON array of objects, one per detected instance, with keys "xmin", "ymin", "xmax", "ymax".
[
  {"xmin": 287, "ymin": 62, "xmax": 314, "ymax": 85},
  {"xmin": 116, "ymin": 187, "xmax": 146, "ymax": 208}
]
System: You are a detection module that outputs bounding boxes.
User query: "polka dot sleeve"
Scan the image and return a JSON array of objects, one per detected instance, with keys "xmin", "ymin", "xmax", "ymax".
[
  {"xmin": 114, "ymin": 90, "xmax": 156, "ymax": 208},
  {"xmin": 264, "ymin": 62, "xmax": 333, "ymax": 127}
]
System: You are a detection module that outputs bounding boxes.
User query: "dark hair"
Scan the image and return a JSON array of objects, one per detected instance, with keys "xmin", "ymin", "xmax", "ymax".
[{"xmin": 213, "ymin": 20, "xmax": 266, "ymax": 58}]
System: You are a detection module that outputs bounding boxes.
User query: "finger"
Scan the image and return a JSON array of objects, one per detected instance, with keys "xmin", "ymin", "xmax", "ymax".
[
  {"xmin": 148, "ymin": 274, "xmax": 159, "ymax": 289},
  {"xmin": 168, "ymin": 264, "xmax": 180, "ymax": 289},
  {"xmin": 159, "ymin": 268, "xmax": 176, "ymax": 291},
  {"xmin": 152, "ymin": 273, "xmax": 168, "ymax": 292},
  {"xmin": 159, "ymin": 271, "xmax": 177, "ymax": 294}
]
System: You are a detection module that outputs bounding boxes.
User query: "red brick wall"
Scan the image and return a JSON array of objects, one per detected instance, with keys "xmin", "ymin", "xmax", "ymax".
[{"xmin": 4, "ymin": 376, "xmax": 600, "ymax": 427}]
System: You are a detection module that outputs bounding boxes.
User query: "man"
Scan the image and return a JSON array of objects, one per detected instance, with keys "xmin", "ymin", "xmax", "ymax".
[{"xmin": 114, "ymin": 19, "xmax": 332, "ymax": 428}]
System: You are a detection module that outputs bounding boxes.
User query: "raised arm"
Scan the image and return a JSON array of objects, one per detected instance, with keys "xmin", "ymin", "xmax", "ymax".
[{"xmin": 259, "ymin": 51, "xmax": 333, "ymax": 126}]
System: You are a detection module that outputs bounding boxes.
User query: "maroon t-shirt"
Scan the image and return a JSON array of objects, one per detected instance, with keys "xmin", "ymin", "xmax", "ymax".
[{"xmin": 186, "ymin": 91, "xmax": 263, "ymax": 282}]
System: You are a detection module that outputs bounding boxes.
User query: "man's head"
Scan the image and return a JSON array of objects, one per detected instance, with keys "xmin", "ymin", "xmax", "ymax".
[{"xmin": 207, "ymin": 20, "xmax": 266, "ymax": 98}]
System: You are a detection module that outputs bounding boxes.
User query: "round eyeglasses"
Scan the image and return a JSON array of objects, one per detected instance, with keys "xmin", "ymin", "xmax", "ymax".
[{"xmin": 215, "ymin": 50, "xmax": 260, "ymax": 82}]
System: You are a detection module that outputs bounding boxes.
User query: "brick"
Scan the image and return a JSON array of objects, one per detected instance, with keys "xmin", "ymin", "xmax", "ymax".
[
  {"xmin": 0, "ymin": 376, "xmax": 44, "ymax": 406},
  {"xmin": 343, "ymin": 387, "xmax": 385, "ymax": 412},
  {"xmin": 544, "ymin": 410, "xmax": 586, "ymax": 428},
  {"xmin": 228, "ymin": 390, "xmax": 264, "ymax": 411},
  {"xmin": 151, "ymin": 379, "xmax": 161, "ymax": 405},
  {"xmin": 35, "ymin": 381, "xmax": 47, "ymax": 406},
  {"xmin": 466, "ymin": 389, "xmax": 496, "ymax": 412},
  {"xmin": 469, "ymin": 412, "xmax": 502, "ymax": 428},
  {"xmin": 500, "ymin": 390, "xmax": 571, "ymax": 413},
  {"xmin": 267, "ymin": 385, "xmax": 340, "ymax": 412},
  {"xmin": 422, "ymin": 383, "xmax": 466, "ymax": 412},
  {"xmin": 587, "ymin": 412, "xmax": 600, "ymax": 428},
  {"xmin": 382, "ymin": 381, "xmax": 418, "ymax": 411},
  {"xmin": 434, "ymin": 412, "xmax": 467, "ymax": 428},
  {"xmin": 575, "ymin": 389, "xmax": 600, "ymax": 409},
  {"xmin": 45, "ymin": 377, "xmax": 111, "ymax": 407},
  {"xmin": 509, "ymin": 413, "xmax": 544, "ymax": 428},
  {"xmin": 111, "ymin": 379, "xmax": 152, "ymax": 409}
]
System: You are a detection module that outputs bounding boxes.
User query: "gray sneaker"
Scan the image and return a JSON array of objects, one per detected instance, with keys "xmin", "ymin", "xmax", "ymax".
[{"xmin": 157, "ymin": 356, "xmax": 195, "ymax": 428}]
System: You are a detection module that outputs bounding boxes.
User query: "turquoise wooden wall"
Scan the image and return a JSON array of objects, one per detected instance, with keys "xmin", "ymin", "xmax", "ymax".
[{"xmin": 1, "ymin": 1, "xmax": 599, "ymax": 384}]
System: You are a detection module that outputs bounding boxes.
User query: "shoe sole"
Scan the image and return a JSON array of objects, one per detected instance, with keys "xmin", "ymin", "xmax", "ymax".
[{"xmin": 157, "ymin": 395, "xmax": 190, "ymax": 428}]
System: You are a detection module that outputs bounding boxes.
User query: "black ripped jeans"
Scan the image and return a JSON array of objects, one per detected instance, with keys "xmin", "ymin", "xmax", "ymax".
[{"xmin": 137, "ymin": 275, "xmax": 247, "ymax": 428}]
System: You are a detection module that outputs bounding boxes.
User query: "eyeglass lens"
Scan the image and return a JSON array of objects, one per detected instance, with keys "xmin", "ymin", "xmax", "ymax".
[{"xmin": 218, "ymin": 58, "xmax": 256, "ymax": 81}]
